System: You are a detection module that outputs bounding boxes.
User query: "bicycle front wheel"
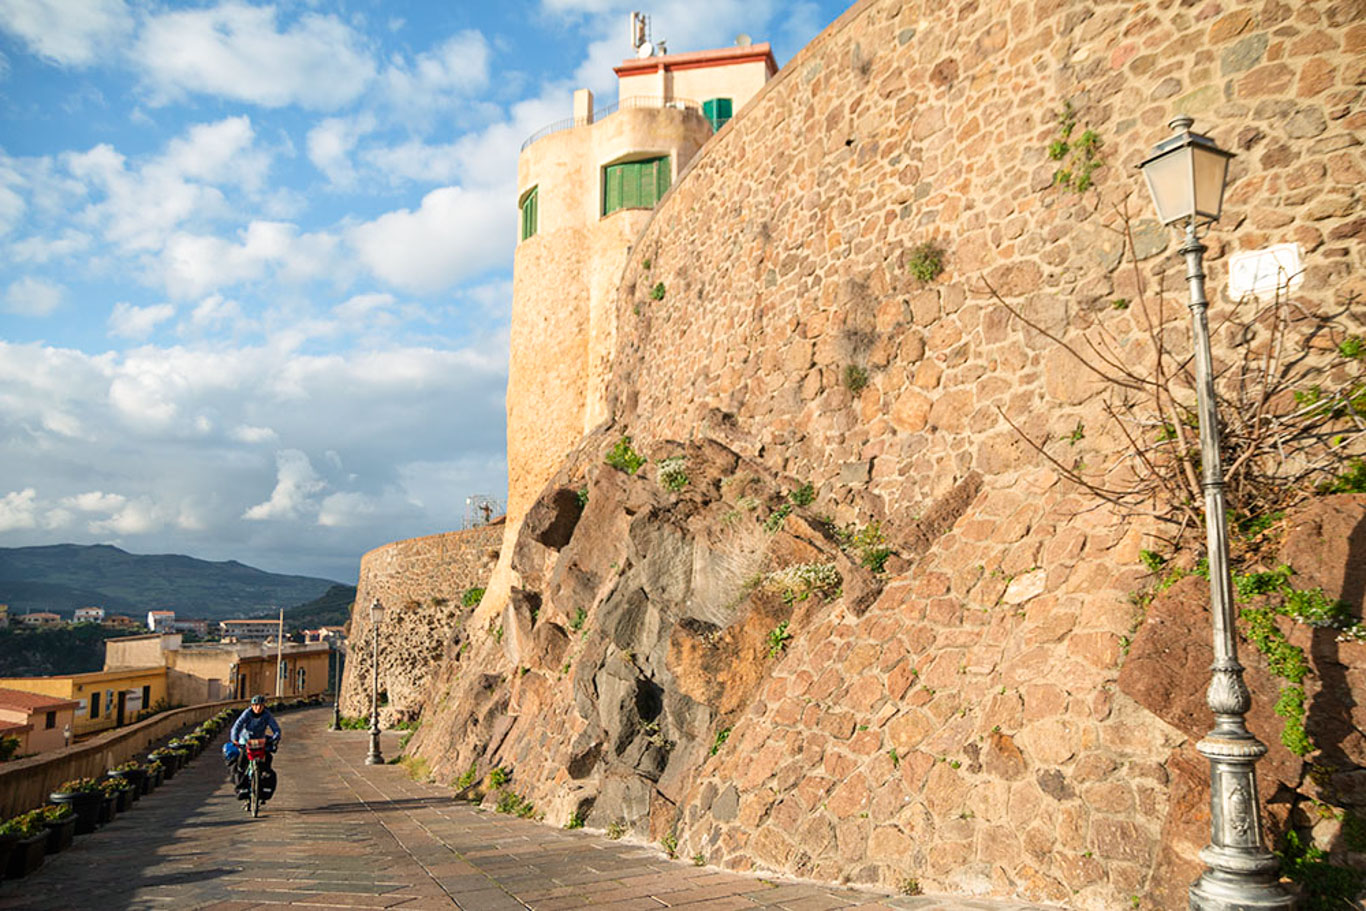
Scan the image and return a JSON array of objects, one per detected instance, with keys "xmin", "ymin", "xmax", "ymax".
[{"xmin": 250, "ymin": 763, "xmax": 261, "ymax": 817}]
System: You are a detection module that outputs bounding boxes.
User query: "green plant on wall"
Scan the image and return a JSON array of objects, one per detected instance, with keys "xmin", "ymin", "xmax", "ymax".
[
  {"xmin": 844, "ymin": 364, "xmax": 869, "ymax": 393},
  {"xmin": 766, "ymin": 621, "xmax": 792, "ymax": 658},
  {"xmin": 605, "ymin": 435, "xmax": 647, "ymax": 474},
  {"xmin": 657, "ymin": 456, "xmax": 688, "ymax": 492},
  {"xmin": 650, "ymin": 282, "xmax": 666, "ymax": 301},
  {"xmin": 907, "ymin": 241, "xmax": 945, "ymax": 282},
  {"xmin": 1049, "ymin": 100, "xmax": 1104, "ymax": 193},
  {"xmin": 461, "ymin": 587, "xmax": 485, "ymax": 607}
]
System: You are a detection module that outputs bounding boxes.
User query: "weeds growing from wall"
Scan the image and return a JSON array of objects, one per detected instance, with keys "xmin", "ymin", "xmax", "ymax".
[
  {"xmin": 461, "ymin": 587, "xmax": 485, "ymax": 607},
  {"xmin": 657, "ymin": 456, "xmax": 689, "ymax": 492},
  {"xmin": 605, "ymin": 436, "xmax": 647, "ymax": 474},
  {"xmin": 907, "ymin": 242, "xmax": 945, "ymax": 282}
]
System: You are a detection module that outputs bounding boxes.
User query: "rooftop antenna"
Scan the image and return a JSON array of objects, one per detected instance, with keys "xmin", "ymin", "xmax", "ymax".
[
  {"xmin": 464, "ymin": 494, "xmax": 502, "ymax": 529},
  {"xmin": 735, "ymin": 33, "xmax": 752, "ymax": 47},
  {"xmin": 630, "ymin": 11, "xmax": 653, "ymax": 57}
]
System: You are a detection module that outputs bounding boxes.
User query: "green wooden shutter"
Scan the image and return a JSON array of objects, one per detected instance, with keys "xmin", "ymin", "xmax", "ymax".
[
  {"xmin": 704, "ymin": 98, "xmax": 733, "ymax": 132},
  {"xmin": 604, "ymin": 157, "xmax": 670, "ymax": 215},
  {"xmin": 655, "ymin": 156, "xmax": 670, "ymax": 201},
  {"xmin": 520, "ymin": 187, "xmax": 537, "ymax": 241}
]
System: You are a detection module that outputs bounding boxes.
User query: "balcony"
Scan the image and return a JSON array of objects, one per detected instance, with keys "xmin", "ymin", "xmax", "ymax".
[{"xmin": 520, "ymin": 96, "xmax": 704, "ymax": 152}]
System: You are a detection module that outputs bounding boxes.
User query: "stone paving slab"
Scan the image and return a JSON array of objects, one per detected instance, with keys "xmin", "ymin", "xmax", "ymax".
[{"xmin": 0, "ymin": 708, "xmax": 1065, "ymax": 911}]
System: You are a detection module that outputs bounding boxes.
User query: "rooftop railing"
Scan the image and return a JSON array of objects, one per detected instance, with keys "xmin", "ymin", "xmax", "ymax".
[{"xmin": 520, "ymin": 97, "xmax": 705, "ymax": 152}]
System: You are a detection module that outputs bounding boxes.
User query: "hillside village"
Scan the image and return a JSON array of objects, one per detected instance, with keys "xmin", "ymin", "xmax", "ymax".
[{"xmin": 334, "ymin": 0, "xmax": 1365, "ymax": 907}]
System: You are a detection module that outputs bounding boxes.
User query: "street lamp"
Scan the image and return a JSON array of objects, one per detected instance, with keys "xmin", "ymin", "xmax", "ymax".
[
  {"xmin": 1139, "ymin": 117, "xmax": 1294, "ymax": 911},
  {"xmin": 330, "ymin": 636, "xmax": 345, "ymax": 731},
  {"xmin": 365, "ymin": 599, "xmax": 385, "ymax": 765}
]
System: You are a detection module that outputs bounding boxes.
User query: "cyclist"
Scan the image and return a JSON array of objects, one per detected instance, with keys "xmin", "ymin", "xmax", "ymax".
[{"xmin": 228, "ymin": 695, "xmax": 281, "ymax": 806}]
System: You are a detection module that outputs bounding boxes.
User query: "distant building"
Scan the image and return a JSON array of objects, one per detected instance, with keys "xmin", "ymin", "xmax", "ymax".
[
  {"xmin": 73, "ymin": 606, "xmax": 105, "ymax": 623},
  {"xmin": 18, "ymin": 611, "xmax": 62, "ymax": 628},
  {"xmin": 102, "ymin": 614, "xmax": 140, "ymax": 629},
  {"xmin": 171, "ymin": 618, "xmax": 210, "ymax": 638},
  {"xmin": 0, "ymin": 687, "xmax": 79, "ymax": 754},
  {"xmin": 146, "ymin": 610, "xmax": 176, "ymax": 632},
  {"xmin": 0, "ymin": 604, "xmax": 8, "ymax": 629},
  {"xmin": 218, "ymin": 619, "xmax": 279, "ymax": 642},
  {"xmin": 0, "ymin": 666, "xmax": 167, "ymax": 737},
  {"xmin": 303, "ymin": 626, "xmax": 345, "ymax": 643},
  {"xmin": 106, "ymin": 633, "xmax": 329, "ymax": 704}
]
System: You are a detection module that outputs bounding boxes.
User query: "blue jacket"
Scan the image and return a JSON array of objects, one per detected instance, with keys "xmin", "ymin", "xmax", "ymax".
[{"xmin": 230, "ymin": 707, "xmax": 281, "ymax": 746}]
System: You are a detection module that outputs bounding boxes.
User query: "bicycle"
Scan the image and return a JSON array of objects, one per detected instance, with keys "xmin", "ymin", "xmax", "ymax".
[{"xmin": 244, "ymin": 737, "xmax": 270, "ymax": 817}]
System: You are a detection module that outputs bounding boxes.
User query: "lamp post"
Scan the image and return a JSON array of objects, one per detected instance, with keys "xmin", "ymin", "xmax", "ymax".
[
  {"xmin": 330, "ymin": 636, "xmax": 345, "ymax": 731},
  {"xmin": 365, "ymin": 599, "xmax": 385, "ymax": 765},
  {"xmin": 1138, "ymin": 117, "xmax": 1294, "ymax": 911}
]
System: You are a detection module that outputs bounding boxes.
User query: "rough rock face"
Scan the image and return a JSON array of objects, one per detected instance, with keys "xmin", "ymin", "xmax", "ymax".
[
  {"xmin": 410, "ymin": 436, "xmax": 875, "ymax": 828},
  {"xmin": 1120, "ymin": 494, "xmax": 1366, "ymax": 906}
]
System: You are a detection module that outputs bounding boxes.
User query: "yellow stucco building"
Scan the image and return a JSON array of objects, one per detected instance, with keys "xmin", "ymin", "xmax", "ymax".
[{"xmin": 0, "ymin": 666, "xmax": 167, "ymax": 738}]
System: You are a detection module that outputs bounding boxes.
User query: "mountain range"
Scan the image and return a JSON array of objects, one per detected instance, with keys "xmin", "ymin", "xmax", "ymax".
[{"xmin": 0, "ymin": 544, "xmax": 350, "ymax": 622}]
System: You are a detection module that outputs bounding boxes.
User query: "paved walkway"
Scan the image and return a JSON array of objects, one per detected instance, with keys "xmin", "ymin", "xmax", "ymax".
[{"xmin": 0, "ymin": 708, "xmax": 1060, "ymax": 911}]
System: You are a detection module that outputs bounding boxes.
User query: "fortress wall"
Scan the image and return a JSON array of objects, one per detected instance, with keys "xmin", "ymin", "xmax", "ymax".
[
  {"xmin": 339, "ymin": 524, "xmax": 501, "ymax": 720},
  {"xmin": 584, "ymin": 0, "xmax": 1363, "ymax": 904},
  {"xmin": 402, "ymin": 0, "xmax": 1362, "ymax": 905}
]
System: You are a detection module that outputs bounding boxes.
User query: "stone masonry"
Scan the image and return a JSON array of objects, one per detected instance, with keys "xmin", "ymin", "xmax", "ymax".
[
  {"xmin": 340, "ymin": 524, "xmax": 501, "ymax": 723},
  {"xmin": 400, "ymin": 0, "xmax": 1365, "ymax": 907}
]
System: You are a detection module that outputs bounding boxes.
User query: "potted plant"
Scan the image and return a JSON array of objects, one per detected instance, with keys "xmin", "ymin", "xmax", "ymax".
[
  {"xmin": 144, "ymin": 759, "xmax": 164, "ymax": 789},
  {"xmin": 109, "ymin": 760, "xmax": 146, "ymax": 801},
  {"xmin": 102, "ymin": 775, "xmax": 135, "ymax": 813},
  {"xmin": 49, "ymin": 778, "xmax": 102, "ymax": 835},
  {"xmin": 0, "ymin": 810, "xmax": 47, "ymax": 879},
  {"xmin": 39, "ymin": 804, "xmax": 75, "ymax": 855},
  {"xmin": 97, "ymin": 779, "xmax": 121, "ymax": 823},
  {"xmin": 148, "ymin": 749, "xmax": 177, "ymax": 778}
]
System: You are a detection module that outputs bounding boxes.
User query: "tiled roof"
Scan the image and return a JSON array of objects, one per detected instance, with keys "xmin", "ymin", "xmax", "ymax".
[
  {"xmin": 0, "ymin": 719, "xmax": 32, "ymax": 735},
  {"xmin": 0, "ymin": 688, "xmax": 80, "ymax": 712}
]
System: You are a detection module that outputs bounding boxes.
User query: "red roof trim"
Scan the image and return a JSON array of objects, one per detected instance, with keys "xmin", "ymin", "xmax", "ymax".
[{"xmin": 614, "ymin": 43, "xmax": 777, "ymax": 78}]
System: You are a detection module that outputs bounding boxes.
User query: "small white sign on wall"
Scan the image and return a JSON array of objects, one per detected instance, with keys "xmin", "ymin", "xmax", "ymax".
[{"xmin": 1228, "ymin": 243, "xmax": 1304, "ymax": 302}]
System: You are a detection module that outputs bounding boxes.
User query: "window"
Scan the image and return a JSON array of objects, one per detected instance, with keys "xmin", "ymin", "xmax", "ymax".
[
  {"xmin": 142, "ymin": 685, "xmax": 151, "ymax": 709},
  {"xmin": 703, "ymin": 98, "xmax": 733, "ymax": 132},
  {"xmin": 296, "ymin": 667, "xmax": 306, "ymax": 693},
  {"xmin": 519, "ymin": 186, "xmax": 538, "ymax": 241},
  {"xmin": 45, "ymin": 711, "xmax": 56, "ymax": 729},
  {"xmin": 603, "ymin": 156, "xmax": 670, "ymax": 216},
  {"xmin": 91, "ymin": 692, "xmax": 100, "ymax": 719}
]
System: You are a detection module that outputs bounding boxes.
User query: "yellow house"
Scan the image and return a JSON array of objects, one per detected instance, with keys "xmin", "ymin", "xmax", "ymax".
[{"xmin": 0, "ymin": 666, "xmax": 167, "ymax": 738}]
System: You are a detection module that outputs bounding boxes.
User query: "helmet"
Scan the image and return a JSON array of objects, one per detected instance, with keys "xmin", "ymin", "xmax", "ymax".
[{"xmin": 250, "ymin": 695, "xmax": 265, "ymax": 705}]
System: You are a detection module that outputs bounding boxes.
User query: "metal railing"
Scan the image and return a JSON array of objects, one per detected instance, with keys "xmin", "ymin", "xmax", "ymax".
[{"xmin": 520, "ymin": 97, "xmax": 706, "ymax": 151}]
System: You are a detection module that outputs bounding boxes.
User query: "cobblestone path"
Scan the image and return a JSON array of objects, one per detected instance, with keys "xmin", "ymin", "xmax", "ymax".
[{"xmin": 0, "ymin": 708, "xmax": 1061, "ymax": 911}]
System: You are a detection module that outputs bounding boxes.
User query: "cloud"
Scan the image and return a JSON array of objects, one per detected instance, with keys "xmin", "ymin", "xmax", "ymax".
[
  {"xmin": 242, "ymin": 449, "xmax": 325, "ymax": 520},
  {"xmin": 379, "ymin": 31, "xmax": 491, "ymax": 123},
  {"xmin": 134, "ymin": 3, "xmax": 376, "ymax": 109},
  {"xmin": 109, "ymin": 301, "xmax": 176, "ymax": 339},
  {"xmin": 0, "ymin": 488, "xmax": 38, "ymax": 532},
  {"xmin": 61, "ymin": 491, "xmax": 127, "ymax": 513},
  {"xmin": 347, "ymin": 185, "xmax": 513, "ymax": 293},
  {"xmin": 0, "ymin": 0, "xmax": 134, "ymax": 66},
  {"xmin": 3, "ymin": 276, "xmax": 64, "ymax": 316},
  {"xmin": 305, "ymin": 114, "xmax": 375, "ymax": 188},
  {"xmin": 159, "ymin": 220, "xmax": 340, "ymax": 299}
]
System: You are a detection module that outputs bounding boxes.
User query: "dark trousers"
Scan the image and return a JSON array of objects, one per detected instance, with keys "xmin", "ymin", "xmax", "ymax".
[{"xmin": 230, "ymin": 752, "xmax": 276, "ymax": 797}]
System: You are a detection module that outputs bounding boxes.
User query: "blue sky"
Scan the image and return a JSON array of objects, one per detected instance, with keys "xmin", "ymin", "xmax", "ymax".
[{"xmin": 0, "ymin": 0, "xmax": 850, "ymax": 584}]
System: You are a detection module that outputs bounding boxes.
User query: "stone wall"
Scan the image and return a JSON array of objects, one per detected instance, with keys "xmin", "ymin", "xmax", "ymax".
[
  {"xmin": 406, "ymin": 0, "xmax": 1364, "ymax": 906},
  {"xmin": 340, "ymin": 524, "xmax": 501, "ymax": 721}
]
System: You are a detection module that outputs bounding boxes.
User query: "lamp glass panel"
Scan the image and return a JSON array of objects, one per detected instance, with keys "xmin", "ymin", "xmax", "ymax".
[
  {"xmin": 1192, "ymin": 147, "xmax": 1230, "ymax": 221},
  {"xmin": 370, "ymin": 602, "xmax": 385, "ymax": 623},
  {"xmin": 1141, "ymin": 148, "xmax": 1194, "ymax": 225}
]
